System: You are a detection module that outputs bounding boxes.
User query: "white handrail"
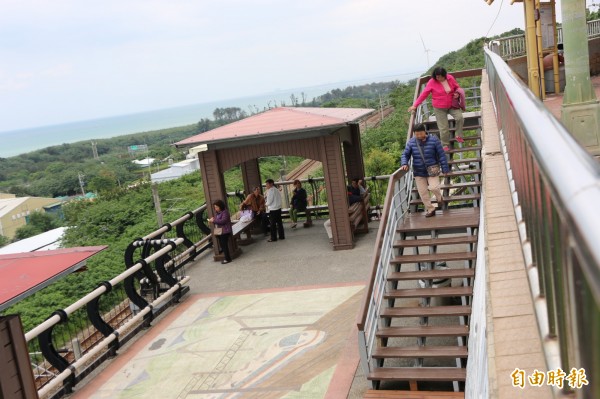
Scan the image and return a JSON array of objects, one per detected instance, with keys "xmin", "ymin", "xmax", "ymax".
[{"xmin": 25, "ymin": 237, "xmax": 184, "ymax": 343}]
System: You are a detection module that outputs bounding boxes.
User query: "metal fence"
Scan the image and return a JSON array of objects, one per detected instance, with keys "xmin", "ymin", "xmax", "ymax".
[
  {"xmin": 485, "ymin": 46, "xmax": 600, "ymax": 399},
  {"xmin": 491, "ymin": 19, "xmax": 600, "ymax": 59}
]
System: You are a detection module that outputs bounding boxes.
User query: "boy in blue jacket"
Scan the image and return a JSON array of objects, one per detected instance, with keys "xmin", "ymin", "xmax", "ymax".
[{"xmin": 400, "ymin": 123, "xmax": 450, "ymax": 217}]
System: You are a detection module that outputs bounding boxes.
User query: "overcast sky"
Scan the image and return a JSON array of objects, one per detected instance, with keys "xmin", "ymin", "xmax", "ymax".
[{"xmin": 0, "ymin": 0, "xmax": 561, "ymax": 132}]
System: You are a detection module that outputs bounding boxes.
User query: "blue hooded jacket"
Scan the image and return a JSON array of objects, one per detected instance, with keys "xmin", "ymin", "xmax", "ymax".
[{"xmin": 400, "ymin": 134, "xmax": 450, "ymax": 177}]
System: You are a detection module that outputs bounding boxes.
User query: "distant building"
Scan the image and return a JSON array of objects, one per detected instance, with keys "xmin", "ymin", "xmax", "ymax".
[
  {"xmin": 151, "ymin": 158, "xmax": 200, "ymax": 183},
  {"xmin": 132, "ymin": 158, "xmax": 156, "ymax": 168},
  {"xmin": 0, "ymin": 196, "xmax": 61, "ymax": 240},
  {"xmin": 0, "ymin": 227, "xmax": 66, "ymax": 255}
]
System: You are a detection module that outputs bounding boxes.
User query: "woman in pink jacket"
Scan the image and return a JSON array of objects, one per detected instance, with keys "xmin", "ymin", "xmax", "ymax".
[{"xmin": 408, "ymin": 67, "xmax": 464, "ymax": 151}]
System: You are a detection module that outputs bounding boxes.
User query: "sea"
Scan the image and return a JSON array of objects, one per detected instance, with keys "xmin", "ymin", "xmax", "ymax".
[{"xmin": 0, "ymin": 74, "xmax": 419, "ymax": 158}]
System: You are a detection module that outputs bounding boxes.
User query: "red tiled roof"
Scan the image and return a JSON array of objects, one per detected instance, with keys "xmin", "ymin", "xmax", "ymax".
[
  {"xmin": 175, "ymin": 107, "xmax": 374, "ymax": 147},
  {"xmin": 0, "ymin": 246, "xmax": 107, "ymax": 311}
]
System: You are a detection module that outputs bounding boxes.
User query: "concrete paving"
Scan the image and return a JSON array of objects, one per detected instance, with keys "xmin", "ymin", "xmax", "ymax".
[{"xmin": 70, "ymin": 218, "xmax": 378, "ymax": 399}]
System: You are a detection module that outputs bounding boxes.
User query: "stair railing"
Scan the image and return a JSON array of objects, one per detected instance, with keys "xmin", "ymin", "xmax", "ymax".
[
  {"xmin": 356, "ymin": 166, "xmax": 413, "ymax": 375},
  {"xmin": 485, "ymin": 45, "xmax": 600, "ymax": 399}
]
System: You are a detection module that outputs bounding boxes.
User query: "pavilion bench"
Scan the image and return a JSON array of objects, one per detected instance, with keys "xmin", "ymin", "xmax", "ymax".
[{"xmin": 349, "ymin": 193, "xmax": 370, "ymax": 235}]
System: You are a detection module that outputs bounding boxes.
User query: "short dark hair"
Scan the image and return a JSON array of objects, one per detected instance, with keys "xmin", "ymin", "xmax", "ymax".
[
  {"xmin": 293, "ymin": 179, "xmax": 301, "ymax": 185},
  {"xmin": 213, "ymin": 199, "xmax": 227, "ymax": 211},
  {"xmin": 413, "ymin": 123, "xmax": 427, "ymax": 133},
  {"xmin": 431, "ymin": 67, "xmax": 447, "ymax": 80},
  {"xmin": 265, "ymin": 179, "xmax": 275, "ymax": 185}
]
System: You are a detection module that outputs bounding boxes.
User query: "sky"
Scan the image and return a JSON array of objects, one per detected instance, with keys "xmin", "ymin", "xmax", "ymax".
[{"xmin": 0, "ymin": 0, "xmax": 558, "ymax": 132}]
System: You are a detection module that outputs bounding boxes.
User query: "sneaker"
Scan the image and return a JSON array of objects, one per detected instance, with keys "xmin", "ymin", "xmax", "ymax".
[
  {"xmin": 221, "ymin": 260, "xmax": 231, "ymax": 264},
  {"xmin": 456, "ymin": 136, "xmax": 465, "ymax": 143}
]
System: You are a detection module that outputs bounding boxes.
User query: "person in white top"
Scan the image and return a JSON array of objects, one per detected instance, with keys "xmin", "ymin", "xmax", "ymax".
[{"xmin": 264, "ymin": 179, "xmax": 284, "ymax": 242}]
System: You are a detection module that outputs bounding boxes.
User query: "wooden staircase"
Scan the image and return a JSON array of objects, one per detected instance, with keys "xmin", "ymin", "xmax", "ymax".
[{"xmin": 364, "ymin": 111, "xmax": 482, "ymax": 396}]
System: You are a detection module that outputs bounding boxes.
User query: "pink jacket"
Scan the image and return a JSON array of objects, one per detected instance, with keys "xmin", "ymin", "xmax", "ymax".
[{"xmin": 413, "ymin": 73, "xmax": 460, "ymax": 109}]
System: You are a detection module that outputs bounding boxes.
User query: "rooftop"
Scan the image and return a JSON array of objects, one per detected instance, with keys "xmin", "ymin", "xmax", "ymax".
[{"xmin": 175, "ymin": 107, "xmax": 374, "ymax": 150}]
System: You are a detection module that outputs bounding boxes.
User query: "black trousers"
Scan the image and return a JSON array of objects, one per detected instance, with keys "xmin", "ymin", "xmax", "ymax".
[
  {"xmin": 269, "ymin": 209, "xmax": 285, "ymax": 241},
  {"xmin": 217, "ymin": 233, "xmax": 232, "ymax": 261}
]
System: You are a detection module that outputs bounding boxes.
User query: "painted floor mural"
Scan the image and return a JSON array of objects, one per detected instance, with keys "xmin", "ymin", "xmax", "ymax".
[{"xmin": 77, "ymin": 284, "xmax": 364, "ymax": 399}]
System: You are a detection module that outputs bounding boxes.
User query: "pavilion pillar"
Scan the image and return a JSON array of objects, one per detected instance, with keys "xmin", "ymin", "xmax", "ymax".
[
  {"xmin": 343, "ymin": 124, "xmax": 366, "ymax": 181},
  {"xmin": 241, "ymin": 159, "xmax": 262, "ymax": 195},
  {"xmin": 320, "ymin": 135, "xmax": 353, "ymax": 250},
  {"xmin": 198, "ymin": 150, "xmax": 235, "ymax": 260}
]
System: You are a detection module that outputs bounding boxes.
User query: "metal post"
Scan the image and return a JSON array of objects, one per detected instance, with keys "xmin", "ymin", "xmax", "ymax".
[
  {"xmin": 524, "ymin": 0, "xmax": 542, "ymax": 98},
  {"xmin": 561, "ymin": 0, "xmax": 600, "ymax": 155}
]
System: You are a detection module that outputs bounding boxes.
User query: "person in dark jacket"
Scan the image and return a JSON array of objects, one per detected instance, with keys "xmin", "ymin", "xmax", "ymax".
[
  {"xmin": 208, "ymin": 199, "xmax": 233, "ymax": 264},
  {"xmin": 347, "ymin": 178, "xmax": 363, "ymax": 205},
  {"xmin": 289, "ymin": 180, "xmax": 307, "ymax": 228},
  {"xmin": 400, "ymin": 123, "xmax": 450, "ymax": 217}
]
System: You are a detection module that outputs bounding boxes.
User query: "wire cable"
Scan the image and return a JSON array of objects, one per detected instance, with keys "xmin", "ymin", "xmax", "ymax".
[{"xmin": 485, "ymin": 0, "xmax": 506, "ymax": 39}]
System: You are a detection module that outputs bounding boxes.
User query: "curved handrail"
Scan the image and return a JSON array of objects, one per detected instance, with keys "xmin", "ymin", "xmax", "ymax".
[
  {"xmin": 356, "ymin": 167, "xmax": 408, "ymax": 330},
  {"xmin": 485, "ymin": 46, "xmax": 600, "ymax": 397}
]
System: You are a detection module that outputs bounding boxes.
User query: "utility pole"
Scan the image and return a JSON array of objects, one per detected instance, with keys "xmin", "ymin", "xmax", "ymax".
[
  {"xmin": 91, "ymin": 141, "xmax": 99, "ymax": 160},
  {"xmin": 78, "ymin": 173, "xmax": 86, "ymax": 197},
  {"xmin": 151, "ymin": 183, "xmax": 164, "ymax": 228}
]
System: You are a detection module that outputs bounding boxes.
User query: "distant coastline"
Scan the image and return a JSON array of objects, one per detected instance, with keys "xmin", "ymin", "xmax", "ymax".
[{"xmin": 0, "ymin": 74, "xmax": 419, "ymax": 158}]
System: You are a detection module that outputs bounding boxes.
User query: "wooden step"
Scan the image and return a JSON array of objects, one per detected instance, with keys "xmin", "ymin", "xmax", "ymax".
[
  {"xmin": 381, "ymin": 305, "xmax": 472, "ymax": 318},
  {"xmin": 445, "ymin": 169, "xmax": 481, "ymax": 177},
  {"xmin": 372, "ymin": 346, "xmax": 468, "ymax": 359},
  {"xmin": 447, "ymin": 157, "xmax": 481, "ymax": 165},
  {"xmin": 398, "ymin": 208, "xmax": 479, "ymax": 233},
  {"xmin": 364, "ymin": 390, "xmax": 465, "ymax": 399},
  {"xmin": 446, "ymin": 146, "xmax": 482, "ymax": 154},
  {"xmin": 411, "ymin": 182, "xmax": 481, "ymax": 193},
  {"xmin": 395, "ymin": 235, "xmax": 478, "ymax": 248},
  {"xmin": 384, "ymin": 286, "xmax": 473, "ymax": 299},
  {"xmin": 367, "ymin": 367, "xmax": 466, "ymax": 382},
  {"xmin": 387, "ymin": 268, "xmax": 475, "ymax": 281},
  {"xmin": 391, "ymin": 252, "xmax": 476, "ymax": 264},
  {"xmin": 450, "ymin": 135, "xmax": 481, "ymax": 142},
  {"xmin": 376, "ymin": 325, "xmax": 469, "ymax": 338},
  {"xmin": 410, "ymin": 194, "xmax": 481, "ymax": 206}
]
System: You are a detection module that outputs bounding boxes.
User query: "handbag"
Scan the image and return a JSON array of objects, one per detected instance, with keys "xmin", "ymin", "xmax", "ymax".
[
  {"xmin": 426, "ymin": 164, "xmax": 441, "ymax": 177},
  {"xmin": 415, "ymin": 139, "xmax": 442, "ymax": 177},
  {"xmin": 213, "ymin": 226, "xmax": 223, "ymax": 236}
]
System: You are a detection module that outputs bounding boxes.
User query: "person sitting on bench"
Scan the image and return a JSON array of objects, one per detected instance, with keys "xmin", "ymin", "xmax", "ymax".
[
  {"xmin": 289, "ymin": 179, "xmax": 308, "ymax": 228},
  {"xmin": 241, "ymin": 186, "xmax": 268, "ymax": 235}
]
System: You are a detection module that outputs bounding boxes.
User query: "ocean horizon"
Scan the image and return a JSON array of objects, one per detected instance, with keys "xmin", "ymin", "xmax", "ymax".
[{"xmin": 0, "ymin": 74, "xmax": 419, "ymax": 158}]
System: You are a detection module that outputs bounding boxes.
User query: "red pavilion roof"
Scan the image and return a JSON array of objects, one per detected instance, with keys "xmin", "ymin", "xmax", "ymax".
[
  {"xmin": 175, "ymin": 107, "xmax": 374, "ymax": 148},
  {"xmin": 0, "ymin": 246, "xmax": 107, "ymax": 311}
]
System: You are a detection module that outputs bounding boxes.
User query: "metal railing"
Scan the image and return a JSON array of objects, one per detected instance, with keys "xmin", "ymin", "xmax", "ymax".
[
  {"xmin": 491, "ymin": 19, "xmax": 600, "ymax": 59},
  {"xmin": 356, "ymin": 167, "xmax": 413, "ymax": 375},
  {"xmin": 485, "ymin": 46, "xmax": 600, "ymax": 399},
  {"xmin": 25, "ymin": 204, "xmax": 212, "ymax": 399}
]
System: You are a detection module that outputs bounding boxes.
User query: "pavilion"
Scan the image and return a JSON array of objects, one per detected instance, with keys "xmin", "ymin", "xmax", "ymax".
[{"xmin": 175, "ymin": 106, "xmax": 375, "ymax": 251}]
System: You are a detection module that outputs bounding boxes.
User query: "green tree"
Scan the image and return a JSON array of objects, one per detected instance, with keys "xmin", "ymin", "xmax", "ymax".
[
  {"xmin": 0, "ymin": 234, "xmax": 9, "ymax": 247},
  {"xmin": 365, "ymin": 149, "xmax": 397, "ymax": 176},
  {"xmin": 14, "ymin": 211, "xmax": 61, "ymax": 240}
]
